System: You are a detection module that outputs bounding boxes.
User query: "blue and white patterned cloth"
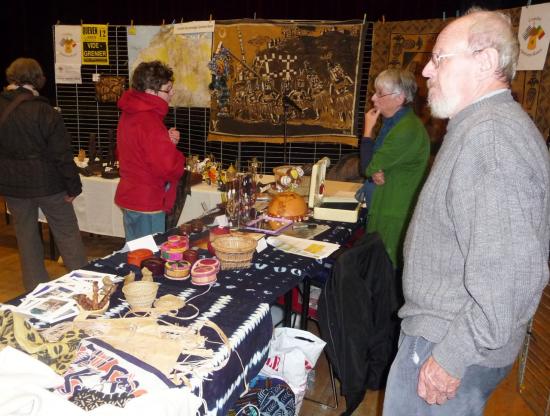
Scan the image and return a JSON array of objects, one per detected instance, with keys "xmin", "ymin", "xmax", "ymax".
[{"xmin": 51, "ymin": 218, "xmax": 360, "ymax": 415}]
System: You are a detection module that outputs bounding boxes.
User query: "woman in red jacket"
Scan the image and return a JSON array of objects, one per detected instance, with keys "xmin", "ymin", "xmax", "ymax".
[{"xmin": 115, "ymin": 61, "xmax": 185, "ymax": 241}]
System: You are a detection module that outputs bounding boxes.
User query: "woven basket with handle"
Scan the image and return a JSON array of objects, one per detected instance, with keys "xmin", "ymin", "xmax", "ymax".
[{"xmin": 211, "ymin": 235, "xmax": 257, "ymax": 270}]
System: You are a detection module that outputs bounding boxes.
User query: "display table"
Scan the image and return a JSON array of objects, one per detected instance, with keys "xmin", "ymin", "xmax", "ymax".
[
  {"xmin": 3, "ymin": 215, "xmax": 361, "ymax": 415},
  {"xmin": 72, "ymin": 174, "xmax": 360, "ymax": 238}
]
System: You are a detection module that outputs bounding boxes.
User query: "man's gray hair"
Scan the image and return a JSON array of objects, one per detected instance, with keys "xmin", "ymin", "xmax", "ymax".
[
  {"xmin": 465, "ymin": 7, "xmax": 519, "ymax": 82},
  {"xmin": 374, "ymin": 69, "xmax": 417, "ymax": 104}
]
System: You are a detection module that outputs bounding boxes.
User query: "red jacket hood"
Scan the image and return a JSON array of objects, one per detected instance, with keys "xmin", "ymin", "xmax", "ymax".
[{"xmin": 117, "ymin": 89, "xmax": 168, "ymax": 117}]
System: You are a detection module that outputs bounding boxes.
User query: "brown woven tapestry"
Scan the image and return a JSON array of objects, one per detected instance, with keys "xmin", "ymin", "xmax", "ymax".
[
  {"xmin": 95, "ymin": 75, "xmax": 126, "ymax": 103},
  {"xmin": 208, "ymin": 20, "xmax": 365, "ymax": 146},
  {"xmin": 369, "ymin": 7, "xmax": 550, "ymax": 149}
]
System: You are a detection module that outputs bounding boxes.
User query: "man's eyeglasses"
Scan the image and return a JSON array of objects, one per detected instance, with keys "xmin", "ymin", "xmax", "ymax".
[
  {"xmin": 374, "ymin": 91, "xmax": 398, "ymax": 98},
  {"xmin": 429, "ymin": 52, "xmax": 458, "ymax": 68},
  {"xmin": 430, "ymin": 49, "xmax": 485, "ymax": 69},
  {"xmin": 157, "ymin": 88, "xmax": 172, "ymax": 94}
]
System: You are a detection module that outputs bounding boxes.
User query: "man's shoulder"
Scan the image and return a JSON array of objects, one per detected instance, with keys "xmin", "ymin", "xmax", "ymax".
[{"xmin": 459, "ymin": 98, "xmax": 536, "ymax": 137}]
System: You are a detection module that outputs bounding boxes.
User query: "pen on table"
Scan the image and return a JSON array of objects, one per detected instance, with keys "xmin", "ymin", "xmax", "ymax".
[{"xmin": 292, "ymin": 223, "xmax": 317, "ymax": 230}]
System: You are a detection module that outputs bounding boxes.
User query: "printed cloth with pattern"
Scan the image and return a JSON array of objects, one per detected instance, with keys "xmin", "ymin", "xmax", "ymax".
[{"xmin": 0, "ymin": 309, "xmax": 84, "ymax": 375}]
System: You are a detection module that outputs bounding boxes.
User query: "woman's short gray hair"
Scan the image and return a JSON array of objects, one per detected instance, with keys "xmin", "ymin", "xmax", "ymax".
[
  {"xmin": 374, "ymin": 69, "xmax": 417, "ymax": 104},
  {"xmin": 465, "ymin": 7, "xmax": 519, "ymax": 82}
]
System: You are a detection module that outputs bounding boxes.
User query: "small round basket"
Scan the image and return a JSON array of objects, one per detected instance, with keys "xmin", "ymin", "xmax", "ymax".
[
  {"xmin": 122, "ymin": 281, "xmax": 159, "ymax": 309},
  {"xmin": 211, "ymin": 235, "xmax": 257, "ymax": 270}
]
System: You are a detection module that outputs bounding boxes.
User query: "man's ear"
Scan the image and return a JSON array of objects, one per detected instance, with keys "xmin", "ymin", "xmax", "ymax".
[{"xmin": 475, "ymin": 47, "xmax": 499, "ymax": 79}]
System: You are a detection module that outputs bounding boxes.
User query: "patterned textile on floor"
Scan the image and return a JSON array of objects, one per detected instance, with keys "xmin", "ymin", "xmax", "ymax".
[
  {"xmin": 56, "ymin": 339, "xmax": 174, "ymax": 409},
  {"xmin": 369, "ymin": 7, "xmax": 550, "ymax": 152},
  {"xmin": 0, "ymin": 309, "xmax": 84, "ymax": 374},
  {"xmin": 227, "ymin": 374, "xmax": 295, "ymax": 416},
  {"xmin": 208, "ymin": 20, "xmax": 365, "ymax": 146},
  {"xmin": 69, "ymin": 386, "xmax": 133, "ymax": 410}
]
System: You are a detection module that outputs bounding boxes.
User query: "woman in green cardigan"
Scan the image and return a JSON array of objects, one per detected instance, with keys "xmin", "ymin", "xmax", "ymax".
[{"xmin": 362, "ymin": 69, "xmax": 430, "ymax": 268}]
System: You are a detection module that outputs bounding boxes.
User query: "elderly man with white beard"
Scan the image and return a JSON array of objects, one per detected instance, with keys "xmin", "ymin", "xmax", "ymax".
[{"xmin": 382, "ymin": 7, "xmax": 550, "ymax": 416}]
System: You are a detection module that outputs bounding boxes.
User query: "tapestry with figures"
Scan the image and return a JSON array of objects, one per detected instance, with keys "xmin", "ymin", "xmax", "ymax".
[
  {"xmin": 208, "ymin": 20, "xmax": 365, "ymax": 146},
  {"xmin": 369, "ymin": 7, "xmax": 550, "ymax": 152}
]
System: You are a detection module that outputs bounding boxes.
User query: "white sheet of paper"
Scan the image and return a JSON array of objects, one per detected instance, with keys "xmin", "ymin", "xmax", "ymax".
[
  {"xmin": 213, "ymin": 214, "xmax": 229, "ymax": 227},
  {"xmin": 55, "ymin": 63, "xmax": 82, "ymax": 84},
  {"xmin": 256, "ymin": 237, "xmax": 268, "ymax": 253},
  {"xmin": 125, "ymin": 235, "xmax": 159, "ymax": 253},
  {"xmin": 266, "ymin": 234, "xmax": 340, "ymax": 260}
]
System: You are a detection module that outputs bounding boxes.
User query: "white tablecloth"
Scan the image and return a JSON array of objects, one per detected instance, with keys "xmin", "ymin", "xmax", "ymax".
[
  {"xmin": 71, "ymin": 176, "xmax": 224, "ymax": 238},
  {"xmin": 72, "ymin": 176, "xmax": 124, "ymax": 237}
]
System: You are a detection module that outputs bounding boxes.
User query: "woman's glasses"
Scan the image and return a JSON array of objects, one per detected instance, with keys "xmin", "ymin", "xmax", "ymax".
[{"xmin": 374, "ymin": 91, "xmax": 398, "ymax": 98}]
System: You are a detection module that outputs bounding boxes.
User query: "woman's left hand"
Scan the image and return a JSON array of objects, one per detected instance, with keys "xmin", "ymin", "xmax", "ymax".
[
  {"xmin": 168, "ymin": 127, "xmax": 180, "ymax": 145},
  {"xmin": 364, "ymin": 108, "xmax": 381, "ymax": 138}
]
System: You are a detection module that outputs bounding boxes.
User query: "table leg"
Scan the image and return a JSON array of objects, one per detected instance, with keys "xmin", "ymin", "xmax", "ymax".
[
  {"xmin": 283, "ymin": 291, "xmax": 292, "ymax": 327},
  {"xmin": 4, "ymin": 202, "xmax": 9, "ymax": 225},
  {"xmin": 301, "ymin": 277, "xmax": 311, "ymax": 330}
]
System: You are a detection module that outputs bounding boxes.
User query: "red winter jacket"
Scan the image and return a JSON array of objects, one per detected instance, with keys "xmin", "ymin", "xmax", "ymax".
[{"xmin": 114, "ymin": 89, "xmax": 185, "ymax": 212}]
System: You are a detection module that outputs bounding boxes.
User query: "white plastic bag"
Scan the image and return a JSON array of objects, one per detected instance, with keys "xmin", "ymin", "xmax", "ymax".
[{"xmin": 260, "ymin": 327, "xmax": 326, "ymax": 414}]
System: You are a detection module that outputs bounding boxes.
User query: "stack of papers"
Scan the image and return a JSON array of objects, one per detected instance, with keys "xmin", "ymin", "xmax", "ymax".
[
  {"xmin": 266, "ymin": 235, "xmax": 340, "ymax": 260},
  {"xmin": 12, "ymin": 270, "xmax": 121, "ymax": 324}
]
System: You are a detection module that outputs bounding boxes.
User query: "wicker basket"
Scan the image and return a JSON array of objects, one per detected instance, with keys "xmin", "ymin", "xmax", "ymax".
[
  {"xmin": 211, "ymin": 235, "xmax": 257, "ymax": 270},
  {"xmin": 122, "ymin": 281, "xmax": 159, "ymax": 309}
]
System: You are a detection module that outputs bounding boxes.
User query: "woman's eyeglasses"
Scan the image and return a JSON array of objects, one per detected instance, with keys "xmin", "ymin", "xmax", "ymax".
[{"xmin": 374, "ymin": 91, "xmax": 398, "ymax": 98}]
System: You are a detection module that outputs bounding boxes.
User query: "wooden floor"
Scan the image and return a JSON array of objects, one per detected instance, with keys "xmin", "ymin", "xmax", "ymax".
[{"xmin": 0, "ymin": 197, "xmax": 535, "ymax": 416}]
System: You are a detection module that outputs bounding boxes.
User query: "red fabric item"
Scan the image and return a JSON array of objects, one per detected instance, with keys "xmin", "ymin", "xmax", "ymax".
[
  {"xmin": 276, "ymin": 288, "xmax": 318, "ymax": 320},
  {"xmin": 115, "ymin": 89, "xmax": 185, "ymax": 212}
]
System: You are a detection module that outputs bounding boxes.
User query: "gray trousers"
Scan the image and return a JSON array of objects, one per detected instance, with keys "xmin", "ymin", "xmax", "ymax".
[
  {"xmin": 5, "ymin": 191, "xmax": 87, "ymax": 292},
  {"xmin": 382, "ymin": 334, "xmax": 513, "ymax": 416}
]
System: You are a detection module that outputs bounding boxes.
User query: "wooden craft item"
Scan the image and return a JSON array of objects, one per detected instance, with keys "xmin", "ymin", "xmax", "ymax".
[
  {"xmin": 127, "ymin": 249, "xmax": 154, "ymax": 267},
  {"xmin": 124, "ymin": 271, "xmax": 136, "ymax": 286},
  {"xmin": 140, "ymin": 257, "xmax": 165, "ymax": 277},
  {"xmin": 141, "ymin": 267, "xmax": 154, "ymax": 282},
  {"xmin": 73, "ymin": 282, "xmax": 117, "ymax": 312}
]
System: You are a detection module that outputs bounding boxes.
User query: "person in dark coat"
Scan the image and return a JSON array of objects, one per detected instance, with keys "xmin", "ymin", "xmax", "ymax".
[{"xmin": 0, "ymin": 57, "xmax": 87, "ymax": 291}]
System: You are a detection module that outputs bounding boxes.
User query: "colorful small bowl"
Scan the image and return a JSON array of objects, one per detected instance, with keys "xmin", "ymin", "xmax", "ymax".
[
  {"xmin": 191, "ymin": 264, "xmax": 217, "ymax": 286},
  {"xmin": 164, "ymin": 260, "xmax": 191, "ymax": 280}
]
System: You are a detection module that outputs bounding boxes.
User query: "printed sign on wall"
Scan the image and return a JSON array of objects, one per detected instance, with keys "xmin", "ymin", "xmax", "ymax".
[
  {"xmin": 517, "ymin": 3, "xmax": 550, "ymax": 71},
  {"xmin": 54, "ymin": 25, "xmax": 82, "ymax": 84},
  {"xmin": 81, "ymin": 24, "xmax": 109, "ymax": 65}
]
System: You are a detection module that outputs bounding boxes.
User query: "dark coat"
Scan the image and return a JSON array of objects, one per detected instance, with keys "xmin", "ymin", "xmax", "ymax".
[
  {"xmin": 0, "ymin": 88, "xmax": 82, "ymax": 198},
  {"xmin": 318, "ymin": 232, "xmax": 401, "ymax": 413}
]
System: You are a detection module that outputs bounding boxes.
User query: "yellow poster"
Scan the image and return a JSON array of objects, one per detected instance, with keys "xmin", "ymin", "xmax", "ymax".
[{"xmin": 81, "ymin": 24, "xmax": 109, "ymax": 65}]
